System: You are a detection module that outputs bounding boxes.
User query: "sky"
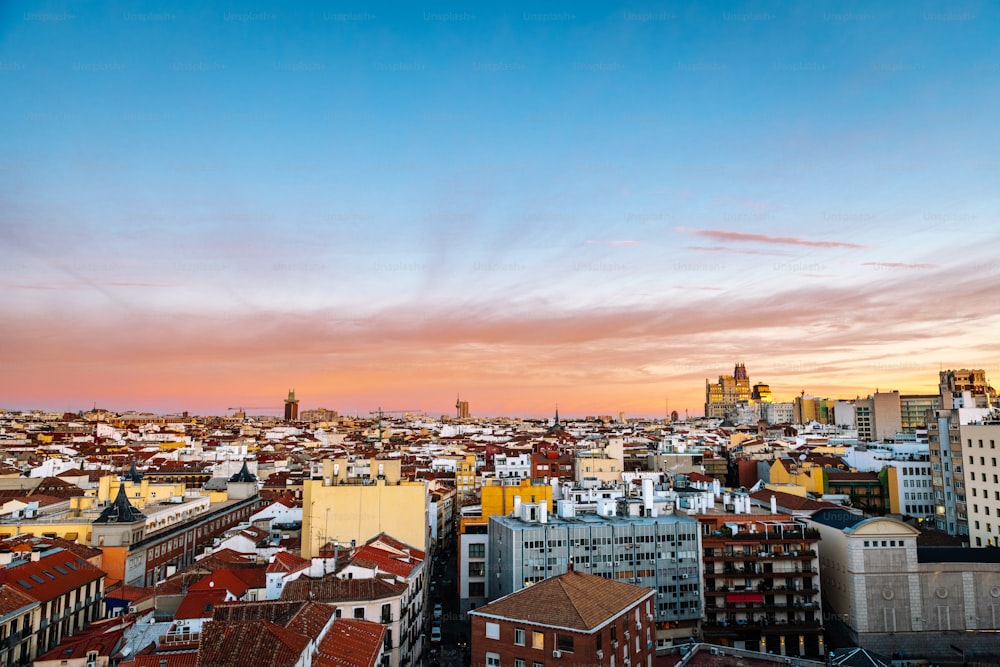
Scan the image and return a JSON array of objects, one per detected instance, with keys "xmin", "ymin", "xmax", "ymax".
[{"xmin": 2, "ymin": 0, "xmax": 1000, "ymax": 418}]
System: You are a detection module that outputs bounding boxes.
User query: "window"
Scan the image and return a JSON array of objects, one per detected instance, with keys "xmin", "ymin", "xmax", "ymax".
[
  {"xmin": 485, "ymin": 622, "xmax": 500, "ymax": 640},
  {"xmin": 469, "ymin": 543, "xmax": 485, "ymax": 558},
  {"xmin": 469, "ymin": 582, "xmax": 485, "ymax": 597},
  {"xmin": 515, "ymin": 660, "xmax": 525, "ymax": 667},
  {"xmin": 557, "ymin": 634, "xmax": 574, "ymax": 653},
  {"xmin": 486, "ymin": 653, "xmax": 501, "ymax": 667},
  {"xmin": 469, "ymin": 562, "xmax": 485, "ymax": 577},
  {"xmin": 532, "ymin": 631, "xmax": 544, "ymax": 649},
  {"xmin": 514, "ymin": 628, "xmax": 525, "ymax": 646},
  {"xmin": 353, "ymin": 607, "xmax": 365, "ymax": 619}
]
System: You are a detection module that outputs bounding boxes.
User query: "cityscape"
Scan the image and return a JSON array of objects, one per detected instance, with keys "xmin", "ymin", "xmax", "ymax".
[
  {"xmin": 4, "ymin": 1, "xmax": 1000, "ymax": 667},
  {"xmin": 1, "ymin": 366, "xmax": 1000, "ymax": 666}
]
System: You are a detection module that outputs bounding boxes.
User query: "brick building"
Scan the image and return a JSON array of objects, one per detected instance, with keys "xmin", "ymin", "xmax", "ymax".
[{"xmin": 470, "ymin": 567, "xmax": 656, "ymax": 667}]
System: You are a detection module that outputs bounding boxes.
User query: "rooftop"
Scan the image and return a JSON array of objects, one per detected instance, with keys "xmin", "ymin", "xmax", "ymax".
[{"xmin": 471, "ymin": 568, "xmax": 652, "ymax": 631}]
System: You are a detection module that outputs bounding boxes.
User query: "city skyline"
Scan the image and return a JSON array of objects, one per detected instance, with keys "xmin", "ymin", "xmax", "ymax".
[{"xmin": 3, "ymin": 1, "xmax": 1000, "ymax": 416}]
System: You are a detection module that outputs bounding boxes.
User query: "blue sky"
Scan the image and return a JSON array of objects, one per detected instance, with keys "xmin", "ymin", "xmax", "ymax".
[{"xmin": 2, "ymin": 0, "xmax": 999, "ymax": 416}]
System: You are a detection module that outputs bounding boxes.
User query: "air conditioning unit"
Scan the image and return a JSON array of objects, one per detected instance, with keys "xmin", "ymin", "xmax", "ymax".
[
  {"xmin": 624, "ymin": 630, "xmax": 631, "ymax": 640},
  {"xmin": 680, "ymin": 574, "xmax": 690, "ymax": 579},
  {"xmin": 552, "ymin": 649, "xmax": 562, "ymax": 658},
  {"xmin": 611, "ymin": 640, "xmax": 619, "ymax": 649},
  {"xmin": 647, "ymin": 613, "xmax": 654, "ymax": 622},
  {"xmin": 596, "ymin": 649, "xmax": 604, "ymax": 659},
  {"xmin": 635, "ymin": 621, "xmax": 642, "ymax": 631}
]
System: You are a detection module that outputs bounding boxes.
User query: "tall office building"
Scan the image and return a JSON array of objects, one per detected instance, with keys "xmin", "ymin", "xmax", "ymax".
[
  {"xmin": 853, "ymin": 391, "xmax": 902, "ymax": 442},
  {"xmin": 705, "ymin": 363, "xmax": 750, "ymax": 420},
  {"xmin": 284, "ymin": 388, "xmax": 299, "ymax": 421},
  {"xmin": 900, "ymin": 394, "xmax": 940, "ymax": 433},
  {"xmin": 940, "ymin": 369, "xmax": 996, "ymax": 409},
  {"xmin": 456, "ymin": 395, "xmax": 470, "ymax": 419}
]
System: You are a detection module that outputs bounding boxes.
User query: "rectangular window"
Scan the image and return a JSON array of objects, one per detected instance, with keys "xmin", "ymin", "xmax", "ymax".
[
  {"xmin": 469, "ymin": 582, "xmax": 485, "ymax": 597},
  {"xmin": 515, "ymin": 660, "xmax": 525, "ymax": 667},
  {"xmin": 556, "ymin": 634, "xmax": 574, "ymax": 653},
  {"xmin": 353, "ymin": 607, "xmax": 365, "ymax": 619},
  {"xmin": 485, "ymin": 622, "xmax": 500, "ymax": 640},
  {"xmin": 469, "ymin": 543, "xmax": 485, "ymax": 558},
  {"xmin": 514, "ymin": 628, "xmax": 525, "ymax": 646},
  {"xmin": 486, "ymin": 653, "xmax": 500, "ymax": 667},
  {"xmin": 532, "ymin": 631, "xmax": 544, "ymax": 649}
]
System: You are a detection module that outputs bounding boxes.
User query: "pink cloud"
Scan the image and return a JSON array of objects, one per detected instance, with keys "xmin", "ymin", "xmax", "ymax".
[{"xmin": 676, "ymin": 227, "xmax": 865, "ymax": 248}]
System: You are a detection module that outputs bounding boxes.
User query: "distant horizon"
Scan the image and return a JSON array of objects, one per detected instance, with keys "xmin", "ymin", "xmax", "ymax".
[{"xmin": 0, "ymin": 369, "xmax": 973, "ymax": 420}]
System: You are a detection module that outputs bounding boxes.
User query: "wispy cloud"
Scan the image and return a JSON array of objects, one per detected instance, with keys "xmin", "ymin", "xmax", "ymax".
[
  {"xmin": 676, "ymin": 227, "xmax": 865, "ymax": 249},
  {"xmin": 861, "ymin": 262, "xmax": 937, "ymax": 270},
  {"xmin": 687, "ymin": 245, "xmax": 791, "ymax": 256},
  {"xmin": 585, "ymin": 239, "xmax": 644, "ymax": 246}
]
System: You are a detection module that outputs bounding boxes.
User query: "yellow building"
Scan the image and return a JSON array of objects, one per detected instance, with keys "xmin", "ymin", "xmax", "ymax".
[
  {"xmin": 479, "ymin": 479, "xmax": 552, "ymax": 522},
  {"xmin": 95, "ymin": 475, "xmax": 189, "ymax": 510},
  {"xmin": 456, "ymin": 454, "xmax": 477, "ymax": 494},
  {"xmin": 768, "ymin": 459, "xmax": 826, "ymax": 495},
  {"xmin": 301, "ymin": 458, "xmax": 428, "ymax": 558}
]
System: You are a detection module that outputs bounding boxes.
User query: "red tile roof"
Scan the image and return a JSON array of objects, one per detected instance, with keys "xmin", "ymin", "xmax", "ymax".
[
  {"xmin": 314, "ymin": 618, "xmax": 385, "ymax": 667},
  {"xmin": 188, "ymin": 569, "xmax": 250, "ymax": 598},
  {"xmin": 2, "ymin": 549, "xmax": 105, "ymax": 602},
  {"xmin": 212, "ymin": 600, "xmax": 333, "ymax": 641},
  {"xmin": 266, "ymin": 551, "xmax": 310, "ymax": 574},
  {"xmin": 749, "ymin": 489, "xmax": 841, "ymax": 513},
  {"xmin": 280, "ymin": 574, "xmax": 406, "ymax": 603},
  {"xmin": 174, "ymin": 590, "xmax": 229, "ymax": 620},
  {"xmin": 197, "ymin": 619, "xmax": 310, "ymax": 667},
  {"xmin": 36, "ymin": 616, "xmax": 133, "ymax": 662},
  {"xmin": 125, "ymin": 652, "xmax": 199, "ymax": 667},
  {"xmin": 0, "ymin": 583, "xmax": 36, "ymax": 615},
  {"xmin": 472, "ymin": 569, "xmax": 652, "ymax": 631}
]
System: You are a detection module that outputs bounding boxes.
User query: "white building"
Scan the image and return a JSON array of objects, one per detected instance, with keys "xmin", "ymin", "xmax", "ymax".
[{"xmin": 959, "ymin": 419, "xmax": 1000, "ymax": 547}]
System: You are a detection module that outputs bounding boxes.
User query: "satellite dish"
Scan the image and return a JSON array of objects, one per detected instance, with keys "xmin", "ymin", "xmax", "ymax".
[{"xmin": 799, "ymin": 454, "xmax": 807, "ymax": 461}]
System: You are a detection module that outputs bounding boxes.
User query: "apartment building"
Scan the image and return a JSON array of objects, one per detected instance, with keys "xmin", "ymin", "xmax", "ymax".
[
  {"xmin": 958, "ymin": 419, "xmax": 1000, "ymax": 547},
  {"xmin": 697, "ymin": 514, "xmax": 824, "ymax": 657},
  {"xmin": 471, "ymin": 568, "xmax": 655, "ymax": 667},
  {"xmin": 487, "ymin": 492, "xmax": 702, "ymax": 649}
]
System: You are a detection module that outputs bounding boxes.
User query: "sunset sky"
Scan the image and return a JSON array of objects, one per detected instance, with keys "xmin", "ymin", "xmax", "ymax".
[{"xmin": 3, "ymin": 1, "xmax": 1000, "ymax": 417}]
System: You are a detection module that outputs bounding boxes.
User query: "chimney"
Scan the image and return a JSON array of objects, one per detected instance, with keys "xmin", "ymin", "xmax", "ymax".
[
  {"xmin": 642, "ymin": 478, "xmax": 654, "ymax": 512},
  {"xmin": 539, "ymin": 501, "xmax": 548, "ymax": 524},
  {"xmin": 567, "ymin": 558, "xmax": 574, "ymax": 573},
  {"xmin": 770, "ymin": 495, "xmax": 777, "ymax": 514},
  {"xmin": 513, "ymin": 495, "xmax": 522, "ymax": 519}
]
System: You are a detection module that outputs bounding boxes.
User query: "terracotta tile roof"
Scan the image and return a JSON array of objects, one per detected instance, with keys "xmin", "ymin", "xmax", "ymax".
[
  {"xmin": 36, "ymin": 616, "xmax": 133, "ymax": 661},
  {"xmin": 212, "ymin": 600, "xmax": 333, "ymax": 640},
  {"xmin": 2, "ymin": 548, "xmax": 105, "ymax": 603},
  {"xmin": 280, "ymin": 574, "xmax": 405, "ymax": 603},
  {"xmin": 125, "ymin": 652, "xmax": 199, "ymax": 667},
  {"xmin": 314, "ymin": 618, "xmax": 384, "ymax": 667},
  {"xmin": 266, "ymin": 551, "xmax": 310, "ymax": 574},
  {"xmin": 188, "ymin": 569, "xmax": 250, "ymax": 598},
  {"xmin": 749, "ymin": 489, "xmax": 840, "ymax": 513},
  {"xmin": 0, "ymin": 534, "xmax": 102, "ymax": 561},
  {"xmin": 104, "ymin": 583, "xmax": 154, "ymax": 604},
  {"xmin": 174, "ymin": 590, "xmax": 229, "ymax": 620},
  {"xmin": 197, "ymin": 619, "xmax": 310, "ymax": 667},
  {"xmin": 0, "ymin": 583, "xmax": 36, "ymax": 615},
  {"xmin": 472, "ymin": 569, "xmax": 652, "ymax": 631}
]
